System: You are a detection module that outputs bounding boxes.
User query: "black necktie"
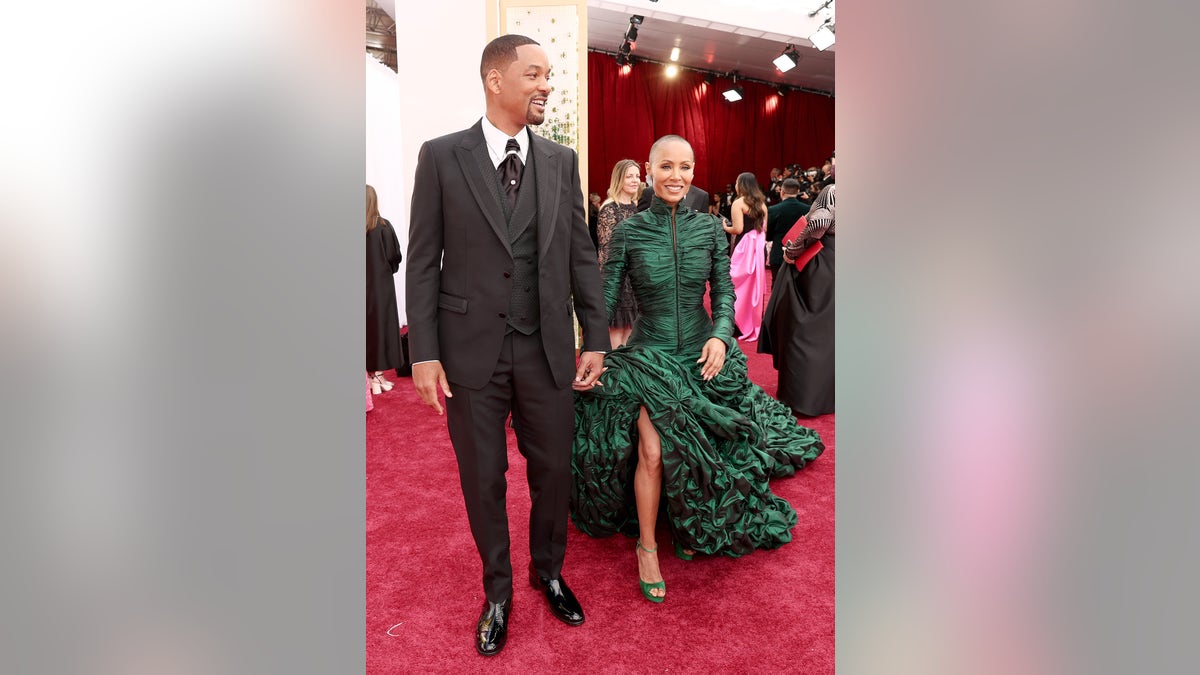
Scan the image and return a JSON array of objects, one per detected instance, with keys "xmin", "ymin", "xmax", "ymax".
[{"xmin": 498, "ymin": 138, "xmax": 523, "ymax": 209}]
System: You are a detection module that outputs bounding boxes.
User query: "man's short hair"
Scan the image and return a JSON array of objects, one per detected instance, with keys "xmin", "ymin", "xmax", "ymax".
[
  {"xmin": 480, "ymin": 34, "xmax": 539, "ymax": 82},
  {"xmin": 781, "ymin": 178, "xmax": 802, "ymax": 194}
]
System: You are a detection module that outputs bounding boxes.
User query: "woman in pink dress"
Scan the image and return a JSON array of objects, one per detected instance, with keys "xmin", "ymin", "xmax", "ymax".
[{"xmin": 727, "ymin": 172, "xmax": 768, "ymax": 342}]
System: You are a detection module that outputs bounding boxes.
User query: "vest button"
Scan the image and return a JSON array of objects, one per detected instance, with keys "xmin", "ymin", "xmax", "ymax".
[
  {"xmin": 503, "ymin": 271, "xmax": 511, "ymax": 278},
  {"xmin": 498, "ymin": 312, "xmax": 507, "ymax": 318}
]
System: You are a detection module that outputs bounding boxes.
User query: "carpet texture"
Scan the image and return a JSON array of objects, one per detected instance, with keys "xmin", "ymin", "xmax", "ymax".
[{"xmin": 367, "ymin": 341, "xmax": 834, "ymax": 673}]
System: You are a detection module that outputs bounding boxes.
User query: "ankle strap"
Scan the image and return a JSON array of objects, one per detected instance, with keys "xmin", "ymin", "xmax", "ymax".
[{"xmin": 636, "ymin": 540, "xmax": 658, "ymax": 553}]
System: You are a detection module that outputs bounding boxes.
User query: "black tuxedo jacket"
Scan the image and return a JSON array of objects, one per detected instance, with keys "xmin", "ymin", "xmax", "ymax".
[
  {"xmin": 765, "ymin": 197, "xmax": 810, "ymax": 268},
  {"xmin": 406, "ymin": 120, "xmax": 608, "ymax": 390},
  {"xmin": 636, "ymin": 184, "xmax": 709, "ymax": 214}
]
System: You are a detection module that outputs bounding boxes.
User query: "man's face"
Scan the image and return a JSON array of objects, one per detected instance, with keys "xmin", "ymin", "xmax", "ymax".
[{"xmin": 492, "ymin": 44, "xmax": 552, "ymax": 129}]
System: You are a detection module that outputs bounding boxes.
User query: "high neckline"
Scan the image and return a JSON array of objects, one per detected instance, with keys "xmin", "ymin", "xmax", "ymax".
[{"xmin": 648, "ymin": 195, "xmax": 684, "ymax": 217}]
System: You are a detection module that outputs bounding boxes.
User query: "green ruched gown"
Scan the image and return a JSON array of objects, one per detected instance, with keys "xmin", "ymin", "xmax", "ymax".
[{"xmin": 571, "ymin": 197, "xmax": 824, "ymax": 556}]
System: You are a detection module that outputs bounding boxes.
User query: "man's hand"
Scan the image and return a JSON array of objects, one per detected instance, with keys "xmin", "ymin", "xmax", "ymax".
[
  {"xmin": 572, "ymin": 351, "xmax": 607, "ymax": 391},
  {"xmin": 412, "ymin": 360, "xmax": 453, "ymax": 415},
  {"xmin": 696, "ymin": 338, "xmax": 726, "ymax": 381}
]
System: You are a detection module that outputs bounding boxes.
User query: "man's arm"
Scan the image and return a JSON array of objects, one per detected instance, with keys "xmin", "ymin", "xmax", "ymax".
[
  {"xmin": 405, "ymin": 141, "xmax": 452, "ymax": 413},
  {"xmin": 566, "ymin": 148, "xmax": 608, "ymax": 386}
]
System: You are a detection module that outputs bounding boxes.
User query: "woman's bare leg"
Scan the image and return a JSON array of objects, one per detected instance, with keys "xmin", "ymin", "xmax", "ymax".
[{"xmin": 634, "ymin": 406, "xmax": 665, "ymax": 598}]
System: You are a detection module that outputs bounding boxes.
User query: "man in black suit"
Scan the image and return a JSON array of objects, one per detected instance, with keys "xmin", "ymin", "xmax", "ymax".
[
  {"xmin": 765, "ymin": 178, "xmax": 810, "ymax": 286},
  {"xmin": 636, "ymin": 163, "xmax": 708, "ymax": 213},
  {"xmin": 405, "ymin": 34, "xmax": 608, "ymax": 657}
]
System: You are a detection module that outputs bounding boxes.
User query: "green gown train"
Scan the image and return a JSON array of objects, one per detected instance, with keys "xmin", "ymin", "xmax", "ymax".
[{"xmin": 570, "ymin": 197, "xmax": 825, "ymax": 556}]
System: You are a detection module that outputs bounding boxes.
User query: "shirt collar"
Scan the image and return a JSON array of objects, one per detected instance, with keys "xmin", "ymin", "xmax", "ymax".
[{"xmin": 481, "ymin": 116, "xmax": 528, "ymax": 168}]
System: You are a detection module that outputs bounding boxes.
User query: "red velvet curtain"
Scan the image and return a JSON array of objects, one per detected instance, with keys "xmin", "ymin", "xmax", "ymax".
[{"xmin": 587, "ymin": 51, "xmax": 835, "ymax": 199}]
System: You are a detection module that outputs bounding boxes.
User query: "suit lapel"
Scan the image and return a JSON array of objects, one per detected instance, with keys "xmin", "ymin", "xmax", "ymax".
[
  {"xmin": 453, "ymin": 121, "xmax": 512, "ymax": 256},
  {"xmin": 531, "ymin": 134, "xmax": 561, "ymax": 259}
]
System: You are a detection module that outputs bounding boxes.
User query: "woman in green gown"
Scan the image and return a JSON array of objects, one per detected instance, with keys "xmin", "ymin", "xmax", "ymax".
[{"xmin": 570, "ymin": 135, "xmax": 825, "ymax": 602}]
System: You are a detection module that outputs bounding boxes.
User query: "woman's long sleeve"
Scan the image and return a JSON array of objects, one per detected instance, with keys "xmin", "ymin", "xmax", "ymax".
[
  {"xmin": 596, "ymin": 202, "xmax": 620, "ymax": 268},
  {"xmin": 707, "ymin": 217, "xmax": 736, "ymax": 346},
  {"xmin": 600, "ymin": 221, "xmax": 627, "ymax": 322}
]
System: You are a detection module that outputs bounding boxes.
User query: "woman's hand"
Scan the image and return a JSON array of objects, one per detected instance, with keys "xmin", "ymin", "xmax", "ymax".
[{"xmin": 696, "ymin": 337, "xmax": 727, "ymax": 381}]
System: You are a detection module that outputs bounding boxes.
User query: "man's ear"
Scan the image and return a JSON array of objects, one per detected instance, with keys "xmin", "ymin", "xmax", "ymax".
[{"xmin": 485, "ymin": 69, "xmax": 502, "ymax": 94}]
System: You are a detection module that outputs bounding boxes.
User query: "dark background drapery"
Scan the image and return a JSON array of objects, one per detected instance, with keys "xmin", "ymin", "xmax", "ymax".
[{"xmin": 587, "ymin": 51, "xmax": 835, "ymax": 199}]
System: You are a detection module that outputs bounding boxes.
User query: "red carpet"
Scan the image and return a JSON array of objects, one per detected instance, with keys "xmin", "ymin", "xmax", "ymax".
[{"xmin": 367, "ymin": 343, "xmax": 834, "ymax": 673}]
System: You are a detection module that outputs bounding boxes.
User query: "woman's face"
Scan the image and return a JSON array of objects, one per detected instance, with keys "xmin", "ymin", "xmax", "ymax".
[
  {"xmin": 620, "ymin": 165, "xmax": 641, "ymax": 198},
  {"xmin": 650, "ymin": 141, "xmax": 694, "ymax": 205}
]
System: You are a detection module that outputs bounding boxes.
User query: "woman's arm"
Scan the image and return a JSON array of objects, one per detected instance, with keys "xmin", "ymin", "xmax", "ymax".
[
  {"xmin": 699, "ymin": 215, "xmax": 734, "ymax": 379},
  {"xmin": 707, "ymin": 216, "xmax": 736, "ymax": 346},
  {"xmin": 600, "ymin": 220, "xmax": 628, "ymax": 322},
  {"xmin": 595, "ymin": 202, "xmax": 618, "ymax": 267},
  {"xmin": 726, "ymin": 197, "xmax": 746, "ymax": 236}
]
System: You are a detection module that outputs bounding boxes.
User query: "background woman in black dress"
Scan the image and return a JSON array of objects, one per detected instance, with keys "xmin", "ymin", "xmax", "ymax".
[
  {"xmin": 596, "ymin": 159, "xmax": 642, "ymax": 349},
  {"xmin": 366, "ymin": 184, "xmax": 404, "ymax": 394}
]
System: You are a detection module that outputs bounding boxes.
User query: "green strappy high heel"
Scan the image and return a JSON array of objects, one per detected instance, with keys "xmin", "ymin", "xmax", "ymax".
[
  {"xmin": 636, "ymin": 540, "xmax": 666, "ymax": 603},
  {"xmin": 674, "ymin": 540, "xmax": 695, "ymax": 561}
]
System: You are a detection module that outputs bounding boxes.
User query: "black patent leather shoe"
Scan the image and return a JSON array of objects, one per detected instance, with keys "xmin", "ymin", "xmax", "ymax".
[
  {"xmin": 475, "ymin": 597, "xmax": 511, "ymax": 656},
  {"xmin": 528, "ymin": 563, "xmax": 585, "ymax": 626}
]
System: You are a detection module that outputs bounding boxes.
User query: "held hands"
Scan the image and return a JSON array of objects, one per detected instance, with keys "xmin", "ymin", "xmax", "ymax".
[
  {"xmin": 412, "ymin": 361, "xmax": 453, "ymax": 415},
  {"xmin": 572, "ymin": 351, "xmax": 607, "ymax": 391},
  {"xmin": 697, "ymin": 337, "xmax": 726, "ymax": 381}
]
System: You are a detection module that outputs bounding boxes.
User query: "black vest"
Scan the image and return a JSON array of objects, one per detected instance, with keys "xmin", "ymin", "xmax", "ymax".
[{"xmin": 492, "ymin": 147, "xmax": 540, "ymax": 335}]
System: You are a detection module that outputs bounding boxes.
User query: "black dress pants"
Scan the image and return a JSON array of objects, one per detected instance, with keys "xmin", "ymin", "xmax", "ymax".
[{"xmin": 445, "ymin": 330, "xmax": 575, "ymax": 603}]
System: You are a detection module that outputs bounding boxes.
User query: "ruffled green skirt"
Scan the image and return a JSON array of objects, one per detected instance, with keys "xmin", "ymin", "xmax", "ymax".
[{"xmin": 570, "ymin": 341, "xmax": 824, "ymax": 556}]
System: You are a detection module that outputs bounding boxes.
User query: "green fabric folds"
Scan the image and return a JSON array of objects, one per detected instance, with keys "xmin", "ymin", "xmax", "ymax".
[{"xmin": 570, "ymin": 198, "xmax": 824, "ymax": 556}]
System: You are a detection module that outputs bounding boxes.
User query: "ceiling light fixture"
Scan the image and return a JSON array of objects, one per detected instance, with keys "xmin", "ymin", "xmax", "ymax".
[
  {"xmin": 722, "ymin": 73, "xmax": 744, "ymax": 102},
  {"xmin": 808, "ymin": 0, "xmax": 834, "ymax": 18},
  {"xmin": 773, "ymin": 44, "xmax": 800, "ymax": 73},
  {"xmin": 809, "ymin": 19, "xmax": 835, "ymax": 51},
  {"xmin": 669, "ymin": 46, "xmax": 680, "ymax": 62},
  {"xmin": 665, "ymin": 64, "xmax": 679, "ymax": 78}
]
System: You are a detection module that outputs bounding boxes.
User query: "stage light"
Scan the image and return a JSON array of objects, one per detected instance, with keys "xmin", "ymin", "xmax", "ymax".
[
  {"xmin": 625, "ymin": 25, "xmax": 638, "ymax": 42},
  {"xmin": 629, "ymin": 14, "xmax": 643, "ymax": 25},
  {"xmin": 722, "ymin": 72, "xmax": 744, "ymax": 102},
  {"xmin": 616, "ymin": 51, "xmax": 630, "ymax": 67},
  {"xmin": 773, "ymin": 45, "xmax": 799, "ymax": 73},
  {"xmin": 618, "ymin": 40, "xmax": 631, "ymax": 56},
  {"xmin": 665, "ymin": 64, "xmax": 679, "ymax": 78},
  {"xmin": 669, "ymin": 46, "xmax": 680, "ymax": 62},
  {"xmin": 809, "ymin": 20, "xmax": 835, "ymax": 51},
  {"xmin": 808, "ymin": 0, "xmax": 835, "ymax": 20}
]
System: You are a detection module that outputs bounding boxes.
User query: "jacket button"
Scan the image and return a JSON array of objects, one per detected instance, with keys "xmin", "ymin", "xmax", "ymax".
[
  {"xmin": 503, "ymin": 271, "xmax": 511, "ymax": 278},
  {"xmin": 498, "ymin": 312, "xmax": 507, "ymax": 318}
]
